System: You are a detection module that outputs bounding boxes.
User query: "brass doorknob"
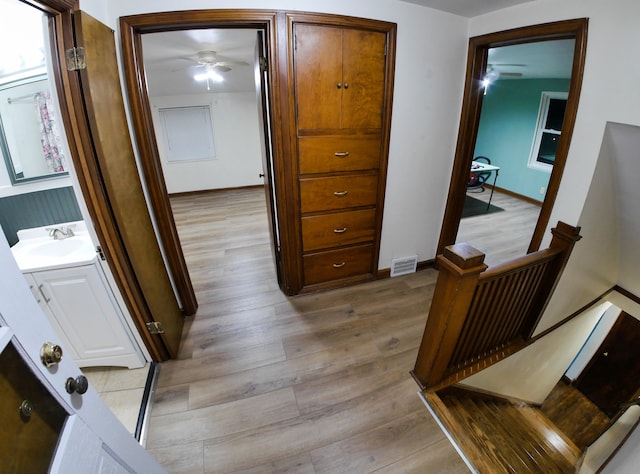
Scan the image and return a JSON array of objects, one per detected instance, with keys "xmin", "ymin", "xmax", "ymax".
[{"xmin": 40, "ymin": 342, "xmax": 63, "ymax": 367}]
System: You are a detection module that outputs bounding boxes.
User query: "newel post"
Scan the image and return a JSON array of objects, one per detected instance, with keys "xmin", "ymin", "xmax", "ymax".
[{"xmin": 412, "ymin": 243, "xmax": 487, "ymax": 389}]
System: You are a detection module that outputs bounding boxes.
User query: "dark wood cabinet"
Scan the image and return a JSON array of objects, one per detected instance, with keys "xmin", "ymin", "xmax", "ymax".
[{"xmin": 290, "ymin": 15, "xmax": 396, "ymax": 292}]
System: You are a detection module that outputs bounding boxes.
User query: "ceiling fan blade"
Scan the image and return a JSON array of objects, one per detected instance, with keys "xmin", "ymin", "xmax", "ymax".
[
  {"xmin": 489, "ymin": 63, "xmax": 528, "ymax": 68},
  {"xmin": 213, "ymin": 64, "xmax": 232, "ymax": 72},
  {"xmin": 499, "ymin": 72, "xmax": 523, "ymax": 77}
]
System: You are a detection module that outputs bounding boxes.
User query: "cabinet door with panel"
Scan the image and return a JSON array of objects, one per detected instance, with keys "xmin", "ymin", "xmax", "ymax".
[
  {"xmin": 26, "ymin": 263, "xmax": 144, "ymax": 369},
  {"xmin": 294, "ymin": 24, "xmax": 387, "ymax": 131}
]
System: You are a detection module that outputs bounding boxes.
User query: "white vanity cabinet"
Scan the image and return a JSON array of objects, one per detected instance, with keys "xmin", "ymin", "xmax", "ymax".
[{"xmin": 23, "ymin": 261, "xmax": 145, "ymax": 369}]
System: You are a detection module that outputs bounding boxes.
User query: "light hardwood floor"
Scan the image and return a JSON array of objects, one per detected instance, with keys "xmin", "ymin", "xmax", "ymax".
[
  {"xmin": 457, "ymin": 188, "xmax": 542, "ymax": 266},
  {"xmin": 146, "ymin": 187, "xmax": 469, "ymax": 473}
]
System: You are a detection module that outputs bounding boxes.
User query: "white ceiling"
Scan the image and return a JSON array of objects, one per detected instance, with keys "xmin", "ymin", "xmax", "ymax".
[
  {"xmin": 142, "ymin": 31, "xmax": 573, "ymax": 97},
  {"xmin": 142, "ymin": 29, "xmax": 257, "ymax": 96},
  {"xmin": 488, "ymin": 40, "xmax": 575, "ymax": 80},
  {"xmin": 399, "ymin": 0, "xmax": 538, "ymax": 17},
  {"xmin": 140, "ymin": 0, "xmax": 562, "ymax": 97}
]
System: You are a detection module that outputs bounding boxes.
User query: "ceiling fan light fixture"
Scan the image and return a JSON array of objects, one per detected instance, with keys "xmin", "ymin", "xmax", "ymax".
[{"xmin": 194, "ymin": 69, "xmax": 223, "ymax": 83}]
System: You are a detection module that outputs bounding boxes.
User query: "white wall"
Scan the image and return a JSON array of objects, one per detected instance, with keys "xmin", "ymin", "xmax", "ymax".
[
  {"xmin": 150, "ymin": 92, "xmax": 263, "ymax": 193},
  {"xmin": 83, "ymin": 0, "xmax": 469, "ymax": 270}
]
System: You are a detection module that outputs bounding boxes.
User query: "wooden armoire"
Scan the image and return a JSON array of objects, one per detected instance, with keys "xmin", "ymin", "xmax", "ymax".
[{"xmin": 288, "ymin": 14, "xmax": 396, "ymax": 293}]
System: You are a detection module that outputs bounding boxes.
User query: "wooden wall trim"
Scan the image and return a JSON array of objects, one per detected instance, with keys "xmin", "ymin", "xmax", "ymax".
[
  {"xmin": 612, "ymin": 285, "xmax": 640, "ymax": 306},
  {"xmin": 119, "ymin": 10, "xmax": 294, "ymax": 299},
  {"xmin": 485, "ymin": 185, "xmax": 543, "ymax": 207}
]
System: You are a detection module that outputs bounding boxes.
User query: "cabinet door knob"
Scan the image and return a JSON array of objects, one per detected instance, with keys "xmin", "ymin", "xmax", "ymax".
[
  {"xmin": 19, "ymin": 400, "xmax": 33, "ymax": 418},
  {"xmin": 333, "ymin": 191, "xmax": 349, "ymax": 197},
  {"xmin": 65, "ymin": 375, "xmax": 89, "ymax": 395},
  {"xmin": 337, "ymin": 82, "xmax": 342, "ymax": 89},
  {"xmin": 344, "ymin": 82, "xmax": 349, "ymax": 89},
  {"xmin": 40, "ymin": 342, "xmax": 63, "ymax": 367},
  {"xmin": 334, "ymin": 152, "xmax": 350, "ymax": 157}
]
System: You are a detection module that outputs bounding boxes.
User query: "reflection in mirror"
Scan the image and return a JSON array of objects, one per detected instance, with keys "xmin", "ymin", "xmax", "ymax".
[
  {"xmin": 457, "ymin": 38, "xmax": 576, "ymax": 265},
  {"xmin": 0, "ymin": 0, "xmax": 68, "ymax": 184}
]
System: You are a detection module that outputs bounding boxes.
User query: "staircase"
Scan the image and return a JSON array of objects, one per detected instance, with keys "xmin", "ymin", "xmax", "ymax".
[{"xmin": 423, "ymin": 387, "xmax": 583, "ymax": 473}]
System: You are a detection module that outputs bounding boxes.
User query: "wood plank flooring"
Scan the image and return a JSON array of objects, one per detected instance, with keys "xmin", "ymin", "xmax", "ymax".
[
  {"xmin": 540, "ymin": 379, "xmax": 611, "ymax": 449},
  {"xmin": 146, "ymin": 187, "xmax": 469, "ymax": 473},
  {"xmin": 457, "ymin": 189, "xmax": 542, "ymax": 266}
]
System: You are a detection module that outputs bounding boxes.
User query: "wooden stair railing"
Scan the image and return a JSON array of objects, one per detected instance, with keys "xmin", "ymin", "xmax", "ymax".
[{"xmin": 412, "ymin": 221, "xmax": 581, "ymax": 389}]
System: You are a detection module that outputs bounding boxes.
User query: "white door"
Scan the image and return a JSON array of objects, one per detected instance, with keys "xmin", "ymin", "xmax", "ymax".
[{"xmin": 0, "ymin": 236, "xmax": 165, "ymax": 473}]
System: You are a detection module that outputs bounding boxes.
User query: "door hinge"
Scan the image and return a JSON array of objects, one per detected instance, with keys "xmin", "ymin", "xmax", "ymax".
[
  {"xmin": 96, "ymin": 246, "xmax": 106, "ymax": 261},
  {"xmin": 146, "ymin": 321, "xmax": 165, "ymax": 335},
  {"xmin": 384, "ymin": 41, "xmax": 388, "ymax": 56},
  {"xmin": 65, "ymin": 46, "xmax": 87, "ymax": 71},
  {"xmin": 259, "ymin": 56, "xmax": 268, "ymax": 73}
]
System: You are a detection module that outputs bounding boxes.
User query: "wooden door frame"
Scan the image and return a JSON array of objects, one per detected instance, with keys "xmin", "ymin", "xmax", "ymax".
[
  {"xmin": 437, "ymin": 18, "xmax": 588, "ymax": 255},
  {"xmin": 119, "ymin": 10, "xmax": 294, "ymax": 299},
  {"xmin": 32, "ymin": 0, "xmax": 171, "ymax": 361}
]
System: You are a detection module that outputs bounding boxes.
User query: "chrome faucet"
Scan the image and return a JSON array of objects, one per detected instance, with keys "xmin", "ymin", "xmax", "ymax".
[{"xmin": 47, "ymin": 225, "xmax": 75, "ymax": 240}]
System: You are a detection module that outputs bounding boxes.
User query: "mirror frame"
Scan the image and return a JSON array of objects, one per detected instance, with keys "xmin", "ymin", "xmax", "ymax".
[
  {"xmin": 437, "ymin": 18, "xmax": 588, "ymax": 255},
  {"xmin": 0, "ymin": 76, "xmax": 71, "ymax": 185}
]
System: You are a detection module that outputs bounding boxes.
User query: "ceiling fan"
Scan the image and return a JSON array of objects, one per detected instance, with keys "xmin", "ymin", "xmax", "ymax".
[
  {"xmin": 485, "ymin": 63, "xmax": 527, "ymax": 80},
  {"xmin": 173, "ymin": 50, "xmax": 250, "ymax": 90},
  {"xmin": 188, "ymin": 50, "xmax": 249, "ymax": 73}
]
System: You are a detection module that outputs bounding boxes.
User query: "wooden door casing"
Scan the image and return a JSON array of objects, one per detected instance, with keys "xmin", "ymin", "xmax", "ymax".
[{"xmin": 575, "ymin": 311, "xmax": 640, "ymax": 418}]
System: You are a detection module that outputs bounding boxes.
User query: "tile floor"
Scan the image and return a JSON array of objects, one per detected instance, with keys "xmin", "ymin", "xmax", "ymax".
[{"xmin": 83, "ymin": 363, "xmax": 151, "ymax": 437}]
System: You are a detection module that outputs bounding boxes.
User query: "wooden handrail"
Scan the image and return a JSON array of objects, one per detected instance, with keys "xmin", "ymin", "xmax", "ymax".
[{"xmin": 412, "ymin": 221, "xmax": 581, "ymax": 390}]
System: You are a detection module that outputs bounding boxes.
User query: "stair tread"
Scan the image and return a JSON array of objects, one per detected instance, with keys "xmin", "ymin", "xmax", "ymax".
[{"xmin": 428, "ymin": 389, "xmax": 579, "ymax": 473}]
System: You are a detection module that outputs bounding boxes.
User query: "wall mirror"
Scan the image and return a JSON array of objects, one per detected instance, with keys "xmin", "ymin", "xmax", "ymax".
[
  {"xmin": 0, "ymin": 0, "xmax": 68, "ymax": 184},
  {"xmin": 438, "ymin": 19, "xmax": 588, "ymax": 258}
]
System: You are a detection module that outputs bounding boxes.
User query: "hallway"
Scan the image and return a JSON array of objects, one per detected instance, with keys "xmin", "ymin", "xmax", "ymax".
[{"xmin": 145, "ymin": 187, "xmax": 468, "ymax": 473}]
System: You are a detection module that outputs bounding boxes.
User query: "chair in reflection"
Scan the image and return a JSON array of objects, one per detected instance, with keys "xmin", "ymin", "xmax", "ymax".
[{"xmin": 468, "ymin": 156, "xmax": 492, "ymax": 192}]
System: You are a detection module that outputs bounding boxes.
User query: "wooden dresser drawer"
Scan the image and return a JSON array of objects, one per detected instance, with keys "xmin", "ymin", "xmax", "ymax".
[
  {"xmin": 303, "ymin": 244, "xmax": 373, "ymax": 285},
  {"xmin": 300, "ymin": 174, "xmax": 378, "ymax": 213},
  {"xmin": 298, "ymin": 136, "xmax": 381, "ymax": 174},
  {"xmin": 302, "ymin": 209, "xmax": 376, "ymax": 251}
]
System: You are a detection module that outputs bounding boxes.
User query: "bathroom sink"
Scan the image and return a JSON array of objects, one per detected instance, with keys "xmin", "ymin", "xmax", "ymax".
[
  {"xmin": 10, "ymin": 222, "xmax": 97, "ymax": 272},
  {"xmin": 26, "ymin": 238, "xmax": 92, "ymax": 258}
]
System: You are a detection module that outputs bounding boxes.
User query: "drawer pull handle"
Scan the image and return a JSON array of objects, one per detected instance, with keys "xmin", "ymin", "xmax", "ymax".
[
  {"xmin": 332, "ymin": 262, "xmax": 346, "ymax": 268},
  {"xmin": 333, "ymin": 227, "xmax": 348, "ymax": 234},
  {"xmin": 38, "ymin": 284, "xmax": 51, "ymax": 303},
  {"xmin": 333, "ymin": 191, "xmax": 349, "ymax": 197},
  {"xmin": 334, "ymin": 151, "xmax": 350, "ymax": 157}
]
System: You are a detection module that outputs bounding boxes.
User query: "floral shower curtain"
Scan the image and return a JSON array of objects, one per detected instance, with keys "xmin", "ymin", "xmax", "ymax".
[{"xmin": 34, "ymin": 91, "xmax": 66, "ymax": 173}]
